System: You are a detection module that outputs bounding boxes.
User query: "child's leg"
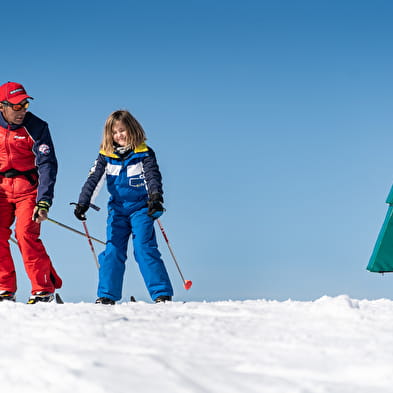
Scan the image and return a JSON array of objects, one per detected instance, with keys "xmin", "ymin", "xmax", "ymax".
[
  {"xmin": 97, "ymin": 209, "xmax": 131, "ymax": 301},
  {"xmin": 131, "ymin": 208, "xmax": 173, "ymax": 301}
]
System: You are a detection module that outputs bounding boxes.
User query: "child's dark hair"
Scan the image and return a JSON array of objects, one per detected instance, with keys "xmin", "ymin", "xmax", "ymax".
[{"xmin": 101, "ymin": 110, "xmax": 146, "ymax": 154}]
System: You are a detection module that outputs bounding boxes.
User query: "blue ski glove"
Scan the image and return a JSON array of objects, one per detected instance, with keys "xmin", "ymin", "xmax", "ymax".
[
  {"xmin": 147, "ymin": 194, "xmax": 165, "ymax": 219},
  {"xmin": 74, "ymin": 204, "xmax": 89, "ymax": 221}
]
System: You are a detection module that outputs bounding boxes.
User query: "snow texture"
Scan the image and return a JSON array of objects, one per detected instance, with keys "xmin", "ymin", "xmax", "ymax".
[{"xmin": 0, "ymin": 295, "xmax": 391, "ymax": 393}]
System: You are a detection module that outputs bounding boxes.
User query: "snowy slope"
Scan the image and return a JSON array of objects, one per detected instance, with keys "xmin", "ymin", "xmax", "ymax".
[{"xmin": 1, "ymin": 295, "xmax": 392, "ymax": 393}]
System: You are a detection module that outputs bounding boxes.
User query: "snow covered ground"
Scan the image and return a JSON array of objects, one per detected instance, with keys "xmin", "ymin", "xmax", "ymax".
[{"xmin": 1, "ymin": 295, "xmax": 392, "ymax": 393}]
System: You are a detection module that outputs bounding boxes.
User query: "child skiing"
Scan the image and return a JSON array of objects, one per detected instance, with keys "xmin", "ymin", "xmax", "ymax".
[{"xmin": 74, "ymin": 110, "xmax": 173, "ymax": 304}]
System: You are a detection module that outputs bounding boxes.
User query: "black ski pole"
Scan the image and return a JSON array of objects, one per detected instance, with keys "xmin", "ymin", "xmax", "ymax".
[{"xmin": 47, "ymin": 217, "xmax": 105, "ymax": 245}]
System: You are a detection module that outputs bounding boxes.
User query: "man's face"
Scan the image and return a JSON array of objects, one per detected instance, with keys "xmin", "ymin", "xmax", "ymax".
[{"xmin": 0, "ymin": 100, "xmax": 29, "ymax": 125}]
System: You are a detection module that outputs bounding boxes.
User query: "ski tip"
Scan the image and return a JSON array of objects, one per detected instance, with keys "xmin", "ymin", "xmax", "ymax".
[{"xmin": 55, "ymin": 293, "xmax": 64, "ymax": 304}]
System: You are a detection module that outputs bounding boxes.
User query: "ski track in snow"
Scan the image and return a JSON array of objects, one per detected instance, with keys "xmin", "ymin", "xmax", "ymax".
[{"xmin": 0, "ymin": 295, "xmax": 392, "ymax": 393}]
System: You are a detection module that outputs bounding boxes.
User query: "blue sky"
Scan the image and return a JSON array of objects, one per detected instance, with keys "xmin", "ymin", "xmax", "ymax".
[{"xmin": 2, "ymin": 0, "xmax": 393, "ymax": 302}]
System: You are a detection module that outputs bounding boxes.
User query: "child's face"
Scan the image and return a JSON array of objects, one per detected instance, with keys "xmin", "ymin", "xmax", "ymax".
[{"xmin": 112, "ymin": 121, "xmax": 128, "ymax": 147}]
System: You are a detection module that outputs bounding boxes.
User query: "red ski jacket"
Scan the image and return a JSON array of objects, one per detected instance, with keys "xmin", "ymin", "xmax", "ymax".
[{"xmin": 0, "ymin": 112, "xmax": 58, "ymax": 204}]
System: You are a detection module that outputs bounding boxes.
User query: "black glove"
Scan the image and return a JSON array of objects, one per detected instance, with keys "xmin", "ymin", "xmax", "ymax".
[
  {"xmin": 36, "ymin": 200, "xmax": 50, "ymax": 213},
  {"xmin": 74, "ymin": 204, "xmax": 89, "ymax": 221},
  {"xmin": 33, "ymin": 200, "xmax": 50, "ymax": 221},
  {"xmin": 147, "ymin": 194, "xmax": 165, "ymax": 219}
]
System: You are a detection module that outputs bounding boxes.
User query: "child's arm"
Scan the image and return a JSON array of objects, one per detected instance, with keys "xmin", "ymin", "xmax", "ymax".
[
  {"xmin": 142, "ymin": 147, "xmax": 163, "ymax": 198},
  {"xmin": 77, "ymin": 154, "xmax": 107, "ymax": 209},
  {"xmin": 143, "ymin": 147, "xmax": 165, "ymax": 219}
]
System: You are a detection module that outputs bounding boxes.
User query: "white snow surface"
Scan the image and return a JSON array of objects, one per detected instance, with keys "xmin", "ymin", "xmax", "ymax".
[{"xmin": 1, "ymin": 295, "xmax": 391, "ymax": 393}]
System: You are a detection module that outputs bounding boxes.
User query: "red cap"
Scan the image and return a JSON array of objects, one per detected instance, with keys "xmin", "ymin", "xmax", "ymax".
[{"xmin": 0, "ymin": 82, "xmax": 33, "ymax": 104}]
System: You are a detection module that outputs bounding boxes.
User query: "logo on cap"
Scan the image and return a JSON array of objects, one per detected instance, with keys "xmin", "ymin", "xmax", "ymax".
[{"xmin": 10, "ymin": 88, "xmax": 25, "ymax": 95}]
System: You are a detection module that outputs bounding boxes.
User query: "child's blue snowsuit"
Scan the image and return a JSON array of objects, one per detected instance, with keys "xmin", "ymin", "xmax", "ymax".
[{"xmin": 77, "ymin": 143, "xmax": 173, "ymax": 301}]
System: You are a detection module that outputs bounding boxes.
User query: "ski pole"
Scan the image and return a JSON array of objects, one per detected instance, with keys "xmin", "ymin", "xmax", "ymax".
[
  {"xmin": 81, "ymin": 220, "xmax": 100, "ymax": 269},
  {"xmin": 68, "ymin": 203, "xmax": 101, "ymax": 269},
  {"xmin": 156, "ymin": 219, "xmax": 192, "ymax": 290},
  {"xmin": 47, "ymin": 217, "xmax": 105, "ymax": 245}
]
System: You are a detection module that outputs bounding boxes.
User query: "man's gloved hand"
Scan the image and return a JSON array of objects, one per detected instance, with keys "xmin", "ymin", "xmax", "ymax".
[
  {"xmin": 147, "ymin": 193, "xmax": 165, "ymax": 219},
  {"xmin": 32, "ymin": 201, "xmax": 50, "ymax": 223},
  {"xmin": 74, "ymin": 204, "xmax": 89, "ymax": 221}
]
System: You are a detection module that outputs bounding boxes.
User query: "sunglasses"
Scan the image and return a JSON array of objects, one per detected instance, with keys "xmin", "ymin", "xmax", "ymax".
[{"xmin": 2, "ymin": 101, "xmax": 29, "ymax": 111}]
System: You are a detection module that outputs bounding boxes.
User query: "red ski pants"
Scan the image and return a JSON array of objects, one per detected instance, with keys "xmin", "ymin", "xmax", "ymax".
[{"xmin": 0, "ymin": 190, "xmax": 62, "ymax": 294}]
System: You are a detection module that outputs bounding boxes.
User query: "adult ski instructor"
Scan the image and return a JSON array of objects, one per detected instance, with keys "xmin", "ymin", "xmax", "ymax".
[{"xmin": 0, "ymin": 81, "xmax": 62, "ymax": 304}]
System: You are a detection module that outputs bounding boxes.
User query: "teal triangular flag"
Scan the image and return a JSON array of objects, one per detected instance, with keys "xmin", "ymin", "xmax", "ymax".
[{"xmin": 368, "ymin": 186, "xmax": 393, "ymax": 273}]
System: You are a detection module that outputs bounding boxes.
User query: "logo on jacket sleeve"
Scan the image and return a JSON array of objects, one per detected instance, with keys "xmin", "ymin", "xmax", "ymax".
[{"xmin": 38, "ymin": 144, "xmax": 50, "ymax": 155}]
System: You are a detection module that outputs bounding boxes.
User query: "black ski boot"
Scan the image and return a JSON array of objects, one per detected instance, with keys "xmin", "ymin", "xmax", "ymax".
[
  {"xmin": 95, "ymin": 297, "xmax": 115, "ymax": 305},
  {"xmin": 154, "ymin": 295, "xmax": 172, "ymax": 303},
  {"xmin": 0, "ymin": 290, "xmax": 16, "ymax": 302},
  {"xmin": 27, "ymin": 291, "xmax": 54, "ymax": 304}
]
